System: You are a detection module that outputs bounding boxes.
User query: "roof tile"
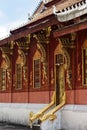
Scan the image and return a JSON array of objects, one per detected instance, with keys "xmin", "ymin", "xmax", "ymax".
[{"xmin": 29, "ymin": 0, "xmax": 82, "ymax": 23}]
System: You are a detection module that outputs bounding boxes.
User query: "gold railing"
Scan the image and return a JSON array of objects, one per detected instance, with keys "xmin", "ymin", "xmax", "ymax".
[
  {"xmin": 29, "ymin": 92, "xmax": 55, "ymax": 123},
  {"xmin": 39, "ymin": 92, "xmax": 66, "ymax": 122}
]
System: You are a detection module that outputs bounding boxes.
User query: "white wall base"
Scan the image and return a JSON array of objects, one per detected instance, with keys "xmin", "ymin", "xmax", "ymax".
[
  {"xmin": 1, "ymin": 103, "xmax": 87, "ymax": 130},
  {"xmin": 0, "ymin": 103, "xmax": 47, "ymax": 126},
  {"xmin": 61, "ymin": 105, "xmax": 87, "ymax": 130},
  {"xmin": 41, "ymin": 105, "xmax": 87, "ymax": 130},
  {"xmin": 41, "ymin": 110, "xmax": 62, "ymax": 130}
]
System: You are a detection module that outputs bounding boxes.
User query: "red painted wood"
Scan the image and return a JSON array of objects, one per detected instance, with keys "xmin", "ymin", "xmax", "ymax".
[
  {"xmin": 29, "ymin": 91, "xmax": 50, "ymax": 103},
  {"xmin": 53, "ymin": 20, "xmax": 87, "ymax": 37},
  {"xmin": 0, "ymin": 93, "xmax": 11, "ymax": 103},
  {"xmin": 12, "ymin": 92, "xmax": 28, "ymax": 103}
]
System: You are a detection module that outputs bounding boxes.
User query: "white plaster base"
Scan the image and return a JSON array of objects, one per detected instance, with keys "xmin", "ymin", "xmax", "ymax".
[
  {"xmin": 41, "ymin": 105, "xmax": 87, "ymax": 130},
  {"xmin": 1, "ymin": 103, "xmax": 87, "ymax": 130},
  {"xmin": 41, "ymin": 110, "xmax": 62, "ymax": 130},
  {"xmin": 61, "ymin": 105, "xmax": 87, "ymax": 130},
  {"xmin": 0, "ymin": 103, "xmax": 47, "ymax": 126}
]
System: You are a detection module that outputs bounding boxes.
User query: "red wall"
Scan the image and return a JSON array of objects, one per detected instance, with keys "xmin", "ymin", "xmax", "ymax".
[
  {"xmin": 29, "ymin": 91, "xmax": 50, "ymax": 103},
  {"xmin": 12, "ymin": 92, "xmax": 28, "ymax": 103},
  {"xmin": 0, "ymin": 91, "xmax": 54, "ymax": 103},
  {"xmin": 66, "ymin": 89, "xmax": 87, "ymax": 105},
  {"xmin": 66, "ymin": 90, "xmax": 75, "ymax": 104},
  {"xmin": 0, "ymin": 93, "xmax": 11, "ymax": 103},
  {"xmin": 75, "ymin": 89, "xmax": 87, "ymax": 104},
  {"xmin": 0, "ymin": 30, "xmax": 87, "ymax": 105}
]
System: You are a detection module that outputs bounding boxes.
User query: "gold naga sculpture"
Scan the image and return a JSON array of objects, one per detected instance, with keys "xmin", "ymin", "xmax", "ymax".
[
  {"xmin": 40, "ymin": 92, "xmax": 65, "ymax": 122},
  {"xmin": 29, "ymin": 91, "xmax": 65, "ymax": 125},
  {"xmin": 29, "ymin": 92, "xmax": 55, "ymax": 124}
]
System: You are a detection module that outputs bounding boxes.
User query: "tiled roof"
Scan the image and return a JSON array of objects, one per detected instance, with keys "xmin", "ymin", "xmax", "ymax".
[
  {"xmin": 10, "ymin": 0, "xmax": 83, "ymax": 34},
  {"xmin": 29, "ymin": 0, "xmax": 82, "ymax": 23},
  {"xmin": 56, "ymin": 0, "xmax": 83, "ymax": 10},
  {"xmin": 55, "ymin": 0, "xmax": 87, "ymax": 22}
]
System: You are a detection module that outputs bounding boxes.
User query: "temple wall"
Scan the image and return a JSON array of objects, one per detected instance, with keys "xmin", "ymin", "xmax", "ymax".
[
  {"xmin": 0, "ymin": 93, "xmax": 11, "ymax": 103},
  {"xmin": 66, "ymin": 90, "xmax": 74, "ymax": 104},
  {"xmin": 0, "ymin": 30, "xmax": 87, "ymax": 105},
  {"xmin": 65, "ymin": 89, "xmax": 87, "ymax": 104},
  {"xmin": 12, "ymin": 92, "xmax": 28, "ymax": 103},
  {"xmin": 29, "ymin": 91, "xmax": 50, "ymax": 103},
  {"xmin": 0, "ymin": 91, "xmax": 54, "ymax": 104},
  {"xmin": 74, "ymin": 89, "xmax": 87, "ymax": 104}
]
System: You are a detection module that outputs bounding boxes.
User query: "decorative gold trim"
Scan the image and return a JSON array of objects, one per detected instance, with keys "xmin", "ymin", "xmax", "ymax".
[
  {"xmin": 56, "ymin": 33, "xmax": 76, "ymax": 48},
  {"xmin": 82, "ymin": 48, "xmax": 87, "ymax": 86},
  {"xmin": 40, "ymin": 92, "xmax": 65, "ymax": 122},
  {"xmin": 33, "ymin": 50, "xmax": 41, "ymax": 88},
  {"xmin": 37, "ymin": 43, "xmax": 46, "ymax": 62},
  {"xmin": 77, "ymin": 63, "xmax": 81, "ymax": 81},
  {"xmin": 33, "ymin": 27, "xmax": 51, "ymax": 44},
  {"xmin": 42, "ymin": 62, "xmax": 47, "ymax": 85},
  {"xmin": 23, "ymin": 66, "xmax": 28, "ymax": 87},
  {"xmin": 37, "ymin": 43, "xmax": 48, "ymax": 85},
  {"xmin": 66, "ymin": 70, "xmax": 72, "ymax": 89},
  {"xmin": 10, "ymin": 41, "xmax": 15, "ymax": 49},
  {"xmin": 15, "ymin": 64, "xmax": 22, "ymax": 89},
  {"xmin": 15, "ymin": 49, "xmax": 26, "ymax": 89},
  {"xmin": 55, "ymin": 38, "xmax": 70, "ymax": 69},
  {"xmin": 16, "ymin": 49, "xmax": 26, "ymax": 66},
  {"xmin": 0, "ymin": 53, "xmax": 11, "ymax": 91},
  {"xmin": 54, "ymin": 39, "xmax": 71, "ymax": 104},
  {"xmin": 82, "ymin": 39, "xmax": 87, "ymax": 86},
  {"xmin": 82, "ymin": 39, "xmax": 87, "ymax": 48},
  {"xmin": 51, "ymin": 68, "xmax": 54, "ymax": 85},
  {"xmin": 30, "ymin": 71, "xmax": 33, "ymax": 86},
  {"xmin": 29, "ymin": 91, "xmax": 55, "ymax": 123},
  {"xmin": 26, "ymin": 34, "xmax": 30, "ymax": 44}
]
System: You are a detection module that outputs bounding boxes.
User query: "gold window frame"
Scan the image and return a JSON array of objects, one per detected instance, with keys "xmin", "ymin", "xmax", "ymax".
[
  {"xmin": 82, "ymin": 48, "xmax": 87, "ymax": 86},
  {"xmin": 0, "ymin": 53, "xmax": 10, "ymax": 91},
  {"xmin": 33, "ymin": 50, "xmax": 41, "ymax": 89},
  {"xmin": 15, "ymin": 64, "xmax": 22, "ymax": 89},
  {"xmin": 15, "ymin": 49, "xmax": 26, "ymax": 90},
  {"xmin": 0, "ymin": 68, "xmax": 6, "ymax": 91}
]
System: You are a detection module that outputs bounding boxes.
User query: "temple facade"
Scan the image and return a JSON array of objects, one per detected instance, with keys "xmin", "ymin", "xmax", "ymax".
[{"xmin": 0, "ymin": 0, "xmax": 87, "ymax": 129}]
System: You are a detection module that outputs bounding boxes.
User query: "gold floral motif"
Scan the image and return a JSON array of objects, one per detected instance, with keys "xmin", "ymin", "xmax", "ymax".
[
  {"xmin": 30, "ymin": 71, "xmax": 33, "ymax": 86},
  {"xmin": 37, "ymin": 43, "xmax": 46, "ymax": 62},
  {"xmin": 66, "ymin": 70, "xmax": 72, "ymax": 89},
  {"xmin": 33, "ymin": 50, "xmax": 41, "ymax": 88},
  {"xmin": 15, "ymin": 49, "xmax": 26, "ymax": 89},
  {"xmin": 7, "ymin": 69, "xmax": 11, "ymax": 88},
  {"xmin": 0, "ymin": 53, "xmax": 11, "ymax": 90},
  {"xmin": 33, "ymin": 27, "xmax": 51, "ymax": 44},
  {"xmin": 1, "ymin": 53, "xmax": 10, "ymax": 69},
  {"xmin": 16, "ymin": 49, "xmax": 26, "ymax": 66},
  {"xmin": 23, "ymin": 67, "xmax": 28, "ymax": 87},
  {"xmin": 82, "ymin": 39, "xmax": 87, "ymax": 48},
  {"xmin": 51, "ymin": 68, "xmax": 54, "ymax": 85},
  {"xmin": 13, "ymin": 74, "xmax": 16, "ymax": 87},
  {"xmin": 42, "ymin": 62, "xmax": 47, "ymax": 85},
  {"xmin": 10, "ymin": 41, "xmax": 15, "ymax": 49},
  {"xmin": 77, "ymin": 63, "xmax": 81, "ymax": 81}
]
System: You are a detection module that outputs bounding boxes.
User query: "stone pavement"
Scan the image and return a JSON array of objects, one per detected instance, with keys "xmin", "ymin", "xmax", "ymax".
[{"xmin": 0, "ymin": 122, "xmax": 31, "ymax": 130}]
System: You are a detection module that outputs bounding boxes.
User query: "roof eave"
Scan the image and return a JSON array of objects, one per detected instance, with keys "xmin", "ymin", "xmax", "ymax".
[{"xmin": 53, "ymin": 19, "xmax": 87, "ymax": 37}]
